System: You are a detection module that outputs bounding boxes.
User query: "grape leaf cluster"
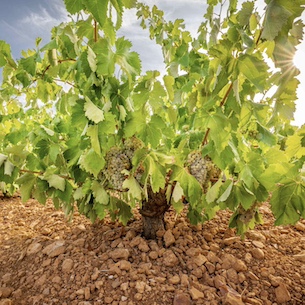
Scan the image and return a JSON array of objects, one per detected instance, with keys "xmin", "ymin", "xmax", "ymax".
[{"xmin": 103, "ymin": 137, "xmax": 144, "ymax": 190}]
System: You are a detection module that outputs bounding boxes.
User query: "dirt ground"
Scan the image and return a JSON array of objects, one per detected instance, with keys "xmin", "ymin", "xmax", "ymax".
[{"xmin": 0, "ymin": 194, "xmax": 305, "ymax": 305}]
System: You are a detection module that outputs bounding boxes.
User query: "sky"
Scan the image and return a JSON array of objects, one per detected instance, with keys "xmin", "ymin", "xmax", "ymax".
[{"xmin": 0, "ymin": 0, "xmax": 304, "ymax": 126}]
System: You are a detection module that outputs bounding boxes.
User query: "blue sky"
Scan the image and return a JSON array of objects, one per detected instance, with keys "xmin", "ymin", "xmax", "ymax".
[{"xmin": 1, "ymin": 0, "xmax": 304, "ymax": 125}]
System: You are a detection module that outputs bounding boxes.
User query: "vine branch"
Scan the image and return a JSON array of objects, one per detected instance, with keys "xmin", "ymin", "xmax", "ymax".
[{"xmin": 94, "ymin": 20, "xmax": 98, "ymax": 42}]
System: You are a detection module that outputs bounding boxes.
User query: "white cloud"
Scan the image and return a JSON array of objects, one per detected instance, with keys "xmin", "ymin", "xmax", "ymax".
[{"xmin": 21, "ymin": 8, "xmax": 58, "ymax": 27}]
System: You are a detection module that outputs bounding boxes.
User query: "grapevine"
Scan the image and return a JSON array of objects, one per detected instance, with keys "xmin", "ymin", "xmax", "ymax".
[{"xmin": 0, "ymin": 0, "xmax": 304, "ymax": 238}]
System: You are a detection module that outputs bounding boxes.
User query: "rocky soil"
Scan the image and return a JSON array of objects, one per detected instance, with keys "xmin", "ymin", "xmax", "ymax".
[{"xmin": 0, "ymin": 194, "xmax": 305, "ymax": 305}]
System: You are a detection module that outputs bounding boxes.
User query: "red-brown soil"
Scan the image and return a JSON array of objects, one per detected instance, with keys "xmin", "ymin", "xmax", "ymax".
[{"xmin": 0, "ymin": 194, "xmax": 305, "ymax": 305}]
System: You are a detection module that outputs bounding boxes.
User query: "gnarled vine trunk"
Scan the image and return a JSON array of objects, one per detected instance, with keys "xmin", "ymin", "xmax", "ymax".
[{"xmin": 140, "ymin": 186, "xmax": 169, "ymax": 239}]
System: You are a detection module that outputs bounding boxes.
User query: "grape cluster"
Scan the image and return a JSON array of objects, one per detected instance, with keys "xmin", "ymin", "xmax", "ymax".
[
  {"xmin": 103, "ymin": 137, "xmax": 144, "ymax": 190},
  {"xmin": 186, "ymin": 152, "xmax": 222, "ymax": 192},
  {"xmin": 104, "ymin": 147, "xmax": 131, "ymax": 190},
  {"xmin": 124, "ymin": 137, "xmax": 144, "ymax": 160},
  {"xmin": 248, "ymin": 130, "xmax": 259, "ymax": 139},
  {"xmin": 205, "ymin": 156, "xmax": 221, "ymax": 181},
  {"xmin": 187, "ymin": 151, "xmax": 208, "ymax": 186}
]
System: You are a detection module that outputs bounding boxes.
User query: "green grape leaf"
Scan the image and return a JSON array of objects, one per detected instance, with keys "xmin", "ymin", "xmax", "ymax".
[
  {"xmin": 171, "ymin": 165, "xmax": 203, "ymax": 205},
  {"xmin": 84, "ymin": 97, "xmax": 105, "ymax": 123},
  {"xmin": 217, "ymin": 180, "xmax": 234, "ymax": 203},
  {"xmin": 144, "ymin": 154, "xmax": 166, "ymax": 192},
  {"xmin": 94, "ymin": 39, "xmax": 115, "ymax": 75},
  {"xmin": 87, "ymin": 46, "xmax": 97, "ymax": 72},
  {"xmin": 110, "ymin": 0, "xmax": 124, "ymax": 28},
  {"xmin": 115, "ymin": 200, "xmax": 133, "ymax": 225},
  {"xmin": 285, "ymin": 130, "xmax": 305, "ymax": 159},
  {"xmin": 115, "ymin": 38, "xmax": 141, "ymax": 79},
  {"xmin": 84, "ymin": 0, "xmax": 109, "ymax": 27},
  {"xmin": 4, "ymin": 160, "xmax": 14, "ymax": 176},
  {"xmin": 93, "ymin": 201, "xmax": 108, "ymax": 219},
  {"xmin": 236, "ymin": 183, "xmax": 256, "ymax": 210},
  {"xmin": 87, "ymin": 124, "xmax": 101, "ymax": 155},
  {"xmin": 163, "ymin": 75, "xmax": 175, "ymax": 101},
  {"xmin": 172, "ymin": 182, "xmax": 184, "ymax": 203},
  {"xmin": 44, "ymin": 174, "xmax": 66, "ymax": 192},
  {"xmin": 258, "ymin": 162, "xmax": 294, "ymax": 190},
  {"xmin": 99, "ymin": 113, "xmax": 117, "ymax": 134},
  {"xmin": 271, "ymin": 182, "xmax": 305, "ymax": 225},
  {"xmin": 261, "ymin": 1, "xmax": 292, "ymax": 41},
  {"xmin": 257, "ymin": 123, "xmax": 277, "ymax": 146},
  {"xmin": 0, "ymin": 154, "xmax": 7, "ymax": 167},
  {"xmin": 32, "ymin": 178, "xmax": 48, "ymax": 205},
  {"xmin": 19, "ymin": 55, "xmax": 37, "ymax": 76},
  {"xmin": 123, "ymin": 176, "xmax": 143, "ymax": 200},
  {"xmin": 238, "ymin": 54, "xmax": 269, "ymax": 91},
  {"xmin": 206, "ymin": 179, "xmax": 222, "ymax": 203},
  {"xmin": 16, "ymin": 173, "xmax": 37, "ymax": 202},
  {"xmin": 237, "ymin": 1, "xmax": 254, "ymax": 26},
  {"xmin": 91, "ymin": 181, "xmax": 109, "ymax": 205},
  {"xmin": 79, "ymin": 149, "xmax": 105, "ymax": 177},
  {"xmin": 56, "ymin": 181, "xmax": 74, "ymax": 204},
  {"xmin": 64, "ymin": 0, "xmax": 83, "ymax": 14}
]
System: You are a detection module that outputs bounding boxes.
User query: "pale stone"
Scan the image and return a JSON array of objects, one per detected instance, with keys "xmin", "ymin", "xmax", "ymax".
[
  {"xmin": 84, "ymin": 287, "xmax": 90, "ymax": 300},
  {"xmin": 169, "ymin": 275, "xmax": 180, "ymax": 285},
  {"xmin": 135, "ymin": 281, "xmax": 146, "ymax": 294},
  {"xmin": 269, "ymin": 275, "xmax": 283, "ymax": 287},
  {"xmin": 164, "ymin": 229, "xmax": 176, "ymax": 247},
  {"xmin": 35, "ymin": 274, "xmax": 47, "ymax": 287},
  {"xmin": 0, "ymin": 299, "xmax": 13, "ymax": 305},
  {"xmin": 0, "ymin": 287, "xmax": 13, "ymax": 298},
  {"xmin": 173, "ymin": 292, "xmax": 191, "ymax": 305},
  {"xmin": 42, "ymin": 240, "xmax": 66, "ymax": 257},
  {"xmin": 186, "ymin": 247, "xmax": 201, "ymax": 257},
  {"xmin": 52, "ymin": 276, "xmax": 61, "ymax": 284},
  {"xmin": 104, "ymin": 296, "xmax": 113, "ymax": 303},
  {"xmin": 73, "ymin": 238, "xmax": 86, "ymax": 247},
  {"xmin": 275, "ymin": 283, "xmax": 291, "ymax": 303},
  {"xmin": 117, "ymin": 260, "xmax": 131, "ymax": 271},
  {"xmin": 138, "ymin": 241, "xmax": 150, "ymax": 252},
  {"xmin": 109, "ymin": 248, "xmax": 130, "ymax": 261},
  {"xmin": 149, "ymin": 251, "xmax": 158, "ymax": 260},
  {"xmin": 245, "ymin": 298, "xmax": 263, "ymax": 305},
  {"xmin": 91, "ymin": 268, "xmax": 99, "ymax": 281},
  {"xmin": 2, "ymin": 273, "xmax": 12, "ymax": 284},
  {"xmin": 205, "ymin": 261, "xmax": 216, "ymax": 274},
  {"xmin": 189, "ymin": 287, "xmax": 204, "ymax": 300},
  {"xmin": 163, "ymin": 249, "xmax": 178, "ymax": 267},
  {"xmin": 26, "ymin": 242, "xmax": 42, "ymax": 256},
  {"xmin": 293, "ymin": 251, "xmax": 305, "ymax": 262},
  {"xmin": 120, "ymin": 282, "xmax": 129, "ymax": 291},
  {"xmin": 247, "ymin": 231, "xmax": 266, "ymax": 242},
  {"xmin": 193, "ymin": 254, "xmax": 207, "ymax": 266},
  {"xmin": 223, "ymin": 237, "xmax": 240, "ymax": 245},
  {"xmin": 226, "ymin": 268, "xmax": 239, "ymax": 284},
  {"xmin": 223, "ymin": 292, "xmax": 244, "ymax": 305},
  {"xmin": 233, "ymin": 259, "xmax": 247, "ymax": 272},
  {"xmin": 244, "ymin": 253, "xmax": 252, "ymax": 264},
  {"xmin": 180, "ymin": 274, "xmax": 189, "ymax": 287},
  {"xmin": 251, "ymin": 248, "xmax": 265, "ymax": 259},
  {"xmin": 252, "ymin": 240, "xmax": 265, "ymax": 248},
  {"xmin": 62, "ymin": 258, "xmax": 74, "ymax": 272}
]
